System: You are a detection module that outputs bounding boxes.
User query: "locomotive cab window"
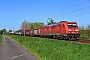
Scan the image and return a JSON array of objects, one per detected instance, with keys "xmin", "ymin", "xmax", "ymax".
[{"xmin": 68, "ymin": 24, "xmax": 77, "ymax": 28}]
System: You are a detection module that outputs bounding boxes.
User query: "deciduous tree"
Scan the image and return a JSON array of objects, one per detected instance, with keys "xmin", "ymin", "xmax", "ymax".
[
  {"xmin": 3, "ymin": 28, "xmax": 7, "ymax": 35},
  {"xmin": 21, "ymin": 20, "xmax": 31, "ymax": 29},
  {"xmin": 32, "ymin": 22, "xmax": 44, "ymax": 29},
  {"xmin": 46, "ymin": 18, "xmax": 56, "ymax": 25},
  {"xmin": 0, "ymin": 30, "xmax": 3, "ymax": 35},
  {"xmin": 21, "ymin": 20, "xmax": 44, "ymax": 29},
  {"xmin": 79, "ymin": 26, "xmax": 84, "ymax": 30}
]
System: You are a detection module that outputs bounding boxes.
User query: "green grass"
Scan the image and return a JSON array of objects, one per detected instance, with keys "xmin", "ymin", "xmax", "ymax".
[
  {"xmin": 80, "ymin": 30, "xmax": 89, "ymax": 39},
  {"xmin": 9, "ymin": 35, "xmax": 90, "ymax": 60},
  {"xmin": 0, "ymin": 35, "xmax": 2, "ymax": 45}
]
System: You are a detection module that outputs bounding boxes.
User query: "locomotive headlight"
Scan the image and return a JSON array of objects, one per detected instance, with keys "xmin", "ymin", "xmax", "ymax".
[
  {"xmin": 76, "ymin": 30, "xmax": 78, "ymax": 31},
  {"xmin": 69, "ymin": 32, "xmax": 71, "ymax": 33},
  {"xmin": 68, "ymin": 29, "xmax": 71, "ymax": 31},
  {"xmin": 77, "ymin": 32, "xmax": 78, "ymax": 33}
]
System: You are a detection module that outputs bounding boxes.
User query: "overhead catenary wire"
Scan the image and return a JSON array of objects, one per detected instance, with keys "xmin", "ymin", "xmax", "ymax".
[
  {"xmin": 40, "ymin": 0, "xmax": 88, "ymax": 20},
  {"xmin": 52, "ymin": 5, "xmax": 90, "ymax": 18},
  {"xmin": 59, "ymin": 11, "xmax": 90, "ymax": 20},
  {"xmin": 38, "ymin": 0, "xmax": 90, "ymax": 24},
  {"xmin": 51, "ymin": 0, "xmax": 88, "ymax": 16}
]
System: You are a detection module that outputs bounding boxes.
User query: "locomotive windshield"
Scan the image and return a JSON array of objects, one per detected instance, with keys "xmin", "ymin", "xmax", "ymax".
[{"xmin": 68, "ymin": 24, "xmax": 77, "ymax": 28}]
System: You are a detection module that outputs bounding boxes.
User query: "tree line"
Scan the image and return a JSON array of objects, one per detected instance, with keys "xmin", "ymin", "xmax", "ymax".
[
  {"xmin": 0, "ymin": 29, "xmax": 13, "ymax": 35},
  {"xmin": 21, "ymin": 18, "xmax": 56, "ymax": 29}
]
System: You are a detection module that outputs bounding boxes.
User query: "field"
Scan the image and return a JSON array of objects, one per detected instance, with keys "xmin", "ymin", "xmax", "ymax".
[
  {"xmin": 8, "ymin": 35, "xmax": 90, "ymax": 60},
  {"xmin": 80, "ymin": 30, "xmax": 89, "ymax": 39},
  {"xmin": 0, "ymin": 35, "xmax": 2, "ymax": 45}
]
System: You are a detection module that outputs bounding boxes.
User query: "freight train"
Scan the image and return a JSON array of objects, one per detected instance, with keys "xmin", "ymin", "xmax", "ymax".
[{"xmin": 14, "ymin": 21, "xmax": 80, "ymax": 40}]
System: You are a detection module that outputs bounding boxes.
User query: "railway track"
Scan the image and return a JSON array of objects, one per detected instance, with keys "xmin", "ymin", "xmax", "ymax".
[
  {"xmin": 32, "ymin": 36, "xmax": 90, "ymax": 44},
  {"xmin": 37, "ymin": 36, "xmax": 90, "ymax": 44},
  {"xmin": 40, "ymin": 37, "xmax": 90, "ymax": 44},
  {"xmin": 69, "ymin": 39, "xmax": 90, "ymax": 44}
]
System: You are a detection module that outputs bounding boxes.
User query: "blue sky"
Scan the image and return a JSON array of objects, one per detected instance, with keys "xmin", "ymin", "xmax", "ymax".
[{"xmin": 0, "ymin": 0, "xmax": 90, "ymax": 31}]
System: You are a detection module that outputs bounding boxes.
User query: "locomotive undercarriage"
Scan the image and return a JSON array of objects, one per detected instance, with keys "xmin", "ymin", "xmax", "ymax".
[
  {"xmin": 40, "ymin": 33, "xmax": 80, "ymax": 40},
  {"xmin": 62, "ymin": 34, "xmax": 80, "ymax": 40}
]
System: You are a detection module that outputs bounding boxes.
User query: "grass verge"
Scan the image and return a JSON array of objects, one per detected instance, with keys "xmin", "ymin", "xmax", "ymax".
[
  {"xmin": 0, "ymin": 35, "xmax": 2, "ymax": 45},
  {"xmin": 8, "ymin": 35, "xmax": 90, "ymax": 60}
]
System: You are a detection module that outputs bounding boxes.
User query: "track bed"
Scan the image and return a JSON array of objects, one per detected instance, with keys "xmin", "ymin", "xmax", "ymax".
[{"xmin": 69, "ymin": 39, "xmax": 90, "ymax": 44}]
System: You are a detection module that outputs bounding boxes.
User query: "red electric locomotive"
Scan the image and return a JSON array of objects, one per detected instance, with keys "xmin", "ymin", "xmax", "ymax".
[{"xmin": 41, "ymin": 21, "xmax": 80, "ymax": 40}]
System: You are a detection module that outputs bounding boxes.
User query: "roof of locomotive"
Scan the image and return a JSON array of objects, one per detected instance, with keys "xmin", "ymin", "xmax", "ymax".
[
  {"xmin": 43, "ymin": 21, "xmax": 77, "ymax": 27},
  {"xmin": 60, "ymin": 21, "xmax": 77, "ymax": 24}
]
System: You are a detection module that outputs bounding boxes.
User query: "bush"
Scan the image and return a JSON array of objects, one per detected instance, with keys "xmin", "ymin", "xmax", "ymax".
[
  {"xmin": 0, "ymin": 35, "xmax": 2, "ymax": 45},
  {"xmin": 80, "ymin": 34, "xmax": 88, "ymax": 39},
  {"xmin": 80, "ymin": 30, "xmax": 89, "ymax": 39}
]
